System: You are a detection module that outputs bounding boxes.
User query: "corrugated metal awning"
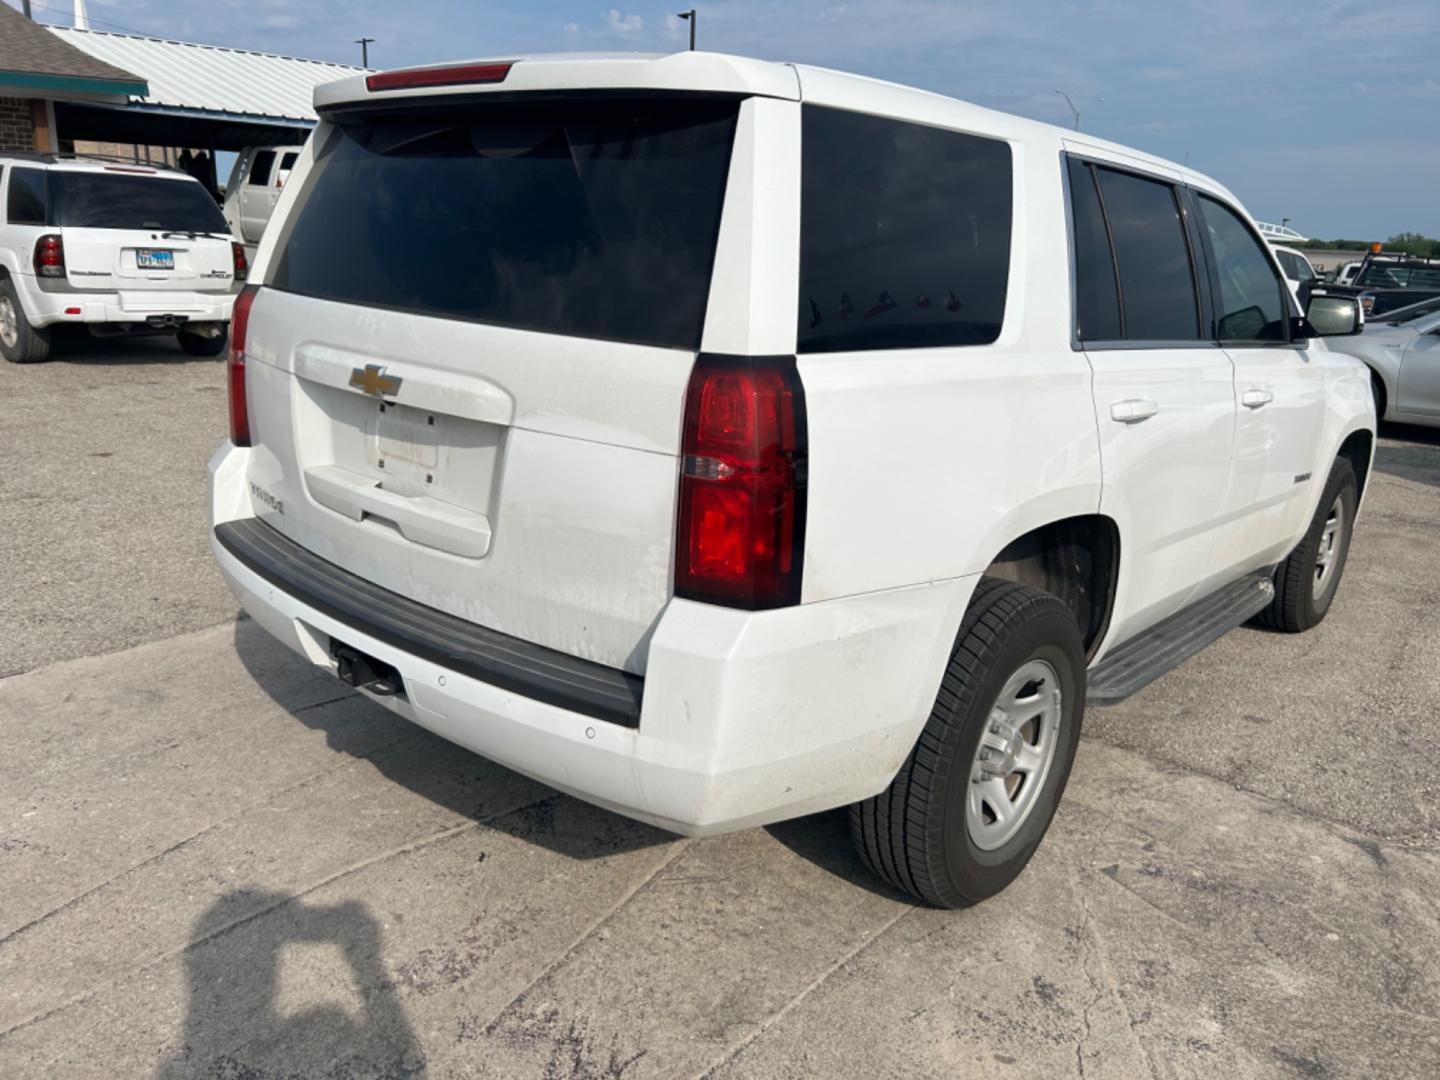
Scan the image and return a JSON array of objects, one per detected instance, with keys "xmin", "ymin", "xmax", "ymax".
[{"xmin": 48, "ymin": 26, "xmax": 363, "ymax": 126}]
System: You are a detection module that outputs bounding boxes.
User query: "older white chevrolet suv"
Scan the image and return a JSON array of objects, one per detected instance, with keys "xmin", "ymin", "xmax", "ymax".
[
  {"xmin": 0, "ymin": 155, "xmax": 243, "ymax": 363},
  {"xmin": 210, "ymin": 53, "xmax": 1376, "ymax": 907}
]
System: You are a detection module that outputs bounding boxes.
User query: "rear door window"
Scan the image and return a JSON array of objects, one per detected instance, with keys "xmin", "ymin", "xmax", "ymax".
[
  {"xmin": 1067, "ymin": 158, "xmax": 1122, "ymax": 342},
  {"xmin": 1093, "ymin": 167, "xmax": 1202, "ymax": 341},
  {"xmin": 7, "ymin": 167, "xmax": 47, "ymax": 225},
  {"xmin": 271, "ymin": 97, "xmax": 738, "ymax": 350},
  {"xmin": 248, "ymin": 151, "xmax": 277, "ymax": 187},
  {"xmin": 797, "ymin": 106, "xmax": 1012, "ymax": 353},
  {"xmin": 1195, "ymin": 195, "xmax": 1289, "ymax": 342}
]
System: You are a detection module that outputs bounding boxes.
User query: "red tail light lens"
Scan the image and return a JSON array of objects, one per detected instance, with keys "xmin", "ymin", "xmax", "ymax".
[
  {"xmin": 231, "ymin": 241, "xmax": 248, "ymax": 282},
  {"xmin": 228, "ymin": 285, "xmax": 259, "ymax": 447},
  {"xmin": 33, "ymin": 235, "xmax": 65, "ymax": 278},
  {"xmin": 366, "ymin": 61, "xmax": 513, "ymax": 93},
  {"xmin": 675, "ymin": 355, "xmax": 807, "ymax": 609}
]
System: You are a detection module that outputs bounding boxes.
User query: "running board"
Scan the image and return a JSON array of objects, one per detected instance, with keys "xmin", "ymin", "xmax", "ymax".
[{"xmin": 1087, "ymin": 574, "xmax": 1275, "ymax": 706}]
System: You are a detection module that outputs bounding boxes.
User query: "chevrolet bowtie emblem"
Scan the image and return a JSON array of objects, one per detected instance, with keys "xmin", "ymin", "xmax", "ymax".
[{"xmin": 349, "ymin": 363, "xmax": 402, "ymax": 399}]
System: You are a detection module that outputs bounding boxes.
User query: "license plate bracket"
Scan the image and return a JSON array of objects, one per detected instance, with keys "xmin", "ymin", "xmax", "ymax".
[{"xmin": 135, "ymin": 248, "xmax": 174, "ymax": 270}]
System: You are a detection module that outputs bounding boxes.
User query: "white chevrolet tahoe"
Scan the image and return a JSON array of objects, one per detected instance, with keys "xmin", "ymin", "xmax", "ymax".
[
  {"xmin": 0, "ymin": 155, "xmax": 244, "ymax": 363},
  {"xmin": 210, "ymin": 53, "xmax": 1376, "ymax": 908}
]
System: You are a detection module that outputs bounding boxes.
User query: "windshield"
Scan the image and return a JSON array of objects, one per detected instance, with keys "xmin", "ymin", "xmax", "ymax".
[
  {"xmin": 49, "ymin": 171, "xmax": 227, "ymax": 232},
  {"xmin": 271, "ymin": 97, "xmax": 739, "ymax": 350},
  {"xmin": 1382, "ymin": 296, "xmax": 1440, "ymax": 324}
]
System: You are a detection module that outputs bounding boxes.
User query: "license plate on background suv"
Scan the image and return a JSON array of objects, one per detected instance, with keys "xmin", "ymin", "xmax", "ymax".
[{"xmin": 135, "ymin": 249, "xmax": 174, "ymax": 270}]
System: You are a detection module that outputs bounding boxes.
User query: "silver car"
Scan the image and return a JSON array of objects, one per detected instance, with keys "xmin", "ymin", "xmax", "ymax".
[{"xmin": 1327, "ymin": 297, "xmax": 1440, "ymax": 426}]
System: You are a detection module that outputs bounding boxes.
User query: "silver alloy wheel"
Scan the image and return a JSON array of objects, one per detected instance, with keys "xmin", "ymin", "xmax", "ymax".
[
  {"xmin": 1313, "ymin": 494, "xmax": 1347, "ymax": 601},
  {"xmin": 966, "ymin": 658, "xmax": 1062, "ymax": 851},
  {"xmin": 0, "ymin": 294, "xmax": 17, "ymax": 350}
]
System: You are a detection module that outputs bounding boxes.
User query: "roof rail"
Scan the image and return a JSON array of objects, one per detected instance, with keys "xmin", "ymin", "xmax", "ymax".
[
  {"xmin": 0, "ymin": 150, "xmax": 186, "ymax": 173},
  {"xmin": 1256, "ymin": 221, "xmax": 1309, "ymax": 244}
]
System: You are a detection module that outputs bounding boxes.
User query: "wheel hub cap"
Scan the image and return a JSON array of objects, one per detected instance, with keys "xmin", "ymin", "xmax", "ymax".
[
  {"xmin": 966, "ymin": 658, "xmax": 1063, "ymax": 851},
  {"xmin": 1313, "ymin": 495, "xmax": 1346, "ymax": 601},
  {"xmin": 0, "ymin": 296, "xmax": 17, "ymax": 349}
]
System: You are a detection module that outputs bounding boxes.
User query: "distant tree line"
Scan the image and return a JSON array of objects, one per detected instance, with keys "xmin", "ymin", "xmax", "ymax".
[{"xmin": 1299, "ymin": 233, "xmax": 1440, "ymax": 259}]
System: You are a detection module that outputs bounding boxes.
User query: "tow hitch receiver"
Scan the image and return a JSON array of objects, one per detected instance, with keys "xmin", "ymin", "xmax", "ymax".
[{"xmin": 331, "ymin": 640, "xmax": 405, "ymax": 697}]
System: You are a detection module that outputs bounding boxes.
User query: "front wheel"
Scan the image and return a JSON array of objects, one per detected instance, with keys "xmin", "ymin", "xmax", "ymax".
[
  {"xmin": 850, "ymin": 578, "xmax": 1085, "ymax": 908},
  {"xmin": 1253, "ymin": 457, "xmax": 1357, "ymax": 633}
]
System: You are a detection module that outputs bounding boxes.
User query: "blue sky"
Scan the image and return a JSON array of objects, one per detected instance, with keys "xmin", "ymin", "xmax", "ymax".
[{"xmin": 20, "ymin": 0, "xmax": 1440, "ymax": 238}]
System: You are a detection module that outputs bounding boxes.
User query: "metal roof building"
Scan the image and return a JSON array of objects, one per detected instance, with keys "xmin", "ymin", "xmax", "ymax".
[{"xmin": 45, "ymin": 27, "xmax": 364, "ymax": 149}]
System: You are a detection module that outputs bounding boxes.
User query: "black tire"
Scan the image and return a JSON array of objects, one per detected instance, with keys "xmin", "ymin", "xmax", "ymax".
[
  {"xmin": 0, "ymin": 277, "xmax": 52, "ymax": 363},
  {"xmin": 850, "ymin": 578, "xmax": 1086, "ymax": 908},
  {"xmin": 178, "ymin": 326, "xmax": 228, "ymax": 357},
  {"xmin": 1369, "ymin": 369, "xmax": 1386, "ymax": 422},
  {"xmin": 1253, "ymin": 457, "xmax": 1357, "ymax": 633}
]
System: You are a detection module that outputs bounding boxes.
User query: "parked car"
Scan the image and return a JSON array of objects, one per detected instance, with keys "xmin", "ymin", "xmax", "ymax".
[
  {"xmin": 1272, "ymin": 244, "xmax": 1318, "ymax": 288},
  {"xmin": 1327, "ymin": 302, "xmax": 1440, "ymax": 426},
  {"xmin": 0, "ymin": 154, "xmax": 243, "ymax": 362},
  {"xmin": 1326, "ymin": 251, "xmax": 1440, "ymax": 317},
  {"xmin": 211, "ymin": 53, "xmax": 1375, "ymax": 908},
  {"xmin": 223, "ymin": 145, "xmax": 303, "ymax": 252}
]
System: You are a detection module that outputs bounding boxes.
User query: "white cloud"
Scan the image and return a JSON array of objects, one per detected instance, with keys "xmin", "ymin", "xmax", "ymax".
[
  {"xmin": 261, "ymin": 14, "xmax": 299, "ymax": 29},
  {"xmin": 564, "ymin": 21, "xmax": 579, "ymax": 33},
  {"xmin": 605, "ymin": 9, "xmax": 644, "ymax": 34}
]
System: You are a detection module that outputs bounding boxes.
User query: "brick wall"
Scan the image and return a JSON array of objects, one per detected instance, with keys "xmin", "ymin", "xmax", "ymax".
[{"xmin": 0, "ymin": 96, "xmax": 36, "ymax": 153}]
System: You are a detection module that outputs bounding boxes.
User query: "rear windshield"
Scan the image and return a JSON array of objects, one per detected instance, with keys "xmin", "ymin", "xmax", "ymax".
[
  {"xmin": 271, "ymin": 97, "xmax": 740, "ymax": 350},
  {"xmin": 1356, "ymin": 262, "xmax": 1440, "ymax": 288},
  {"xmin": 49, "ymin": 172, "xmax": 227, "ymax": 232}
]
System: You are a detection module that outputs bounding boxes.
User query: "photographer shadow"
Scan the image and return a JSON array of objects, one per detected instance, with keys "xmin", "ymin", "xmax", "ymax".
[{"xmin": 157, "ymin": 889, "xmax": 425, "ymax": 1079}]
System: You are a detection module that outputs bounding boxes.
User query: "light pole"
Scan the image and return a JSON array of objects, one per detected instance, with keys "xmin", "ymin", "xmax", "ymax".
[
  {"xmin": 676, "ymin": 9, "xmax": 696, "ymax": 51},
  {"xmin": 1054, "ymin": 89, "xmax": 1102, "ymax": 131},
  {"xmin": 355, "ymin": 37, "xmax": 374, "ymax": 68}
]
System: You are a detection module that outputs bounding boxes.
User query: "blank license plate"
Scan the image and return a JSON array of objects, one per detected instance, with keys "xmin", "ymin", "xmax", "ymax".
[{"xmin": 135, "ymin": 249, "xmax": 174, "ymax": 270}]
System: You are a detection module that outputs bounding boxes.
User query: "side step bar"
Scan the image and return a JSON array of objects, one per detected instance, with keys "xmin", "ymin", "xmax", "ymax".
[{"xmin": 1087, "ymin": 573, "xmax": 1275, "ymax": 706}]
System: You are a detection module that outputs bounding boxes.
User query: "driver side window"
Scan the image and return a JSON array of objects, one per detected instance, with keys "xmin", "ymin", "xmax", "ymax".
[{"xmin": 1196, "ymin": 195, "xmax": 1289, "ymax": 342}]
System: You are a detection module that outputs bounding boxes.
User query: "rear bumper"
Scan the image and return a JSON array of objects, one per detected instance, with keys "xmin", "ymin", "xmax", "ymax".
[
  {"xmin": 210, "ymin": 443, "xmax": 973, "ymax": 835},
  {"xmin": 13, "ymin": 272, "xmax": 235, "ymax": 328}
]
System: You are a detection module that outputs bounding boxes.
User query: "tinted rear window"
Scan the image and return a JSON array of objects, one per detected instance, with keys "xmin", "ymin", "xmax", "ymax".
[
  {"xmin": 271, "ymin": 97, "xmax": 739, "ymax": 350},
  {"xmin": 48, "ymin": 172, "xmax": 227, "ymax": 232},
  {"xmin": 248, "ymin": 150, "xmax": 276, "ymax": 187},
  {"xmin": 1094, "ymin": 168, "xmax": 1201, "ymax": 341},
  {"xmin": 798, "ymin": 106, "xmax": 1012, "ymax": 352}
]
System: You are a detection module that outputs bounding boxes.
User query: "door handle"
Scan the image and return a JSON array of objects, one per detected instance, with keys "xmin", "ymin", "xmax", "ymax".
[
  {"xmin": 1110, "ymin": 398, "xmax": 1159, "ymax": 424},
  {"xmin": 1241, "ymin": 388, "xmax": 1274, "ymax": 409}
]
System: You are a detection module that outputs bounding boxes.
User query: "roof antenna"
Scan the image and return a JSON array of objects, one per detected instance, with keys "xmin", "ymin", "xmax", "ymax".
[{"xmin": 73, "ymin": 0, "xmax": 90, "ymax": 30}]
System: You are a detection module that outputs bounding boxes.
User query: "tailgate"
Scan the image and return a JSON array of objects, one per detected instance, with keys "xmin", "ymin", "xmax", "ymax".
[
  {"xmin": 242, "ymin": 290, "xmax": 689, "ymax": 673},
  {"xmin": 63, "ymin": 228, "xmax": 235, "ymax": 293},
  {"xmin": 238, "ymin": 93, "xmax": 741, "ymax": 674}
]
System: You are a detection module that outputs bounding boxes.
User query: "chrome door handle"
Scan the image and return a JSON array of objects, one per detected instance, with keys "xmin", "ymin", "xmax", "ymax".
[
  {"xmin": 1241, "ymin": 389, "xmax": 1274, "ymax": 409},
  {"xmin": 1110, "ymin": 398, "xmax": 1159, "ymax": 424}
]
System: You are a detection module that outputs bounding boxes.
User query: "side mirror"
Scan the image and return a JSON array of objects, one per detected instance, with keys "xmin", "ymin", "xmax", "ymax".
[{"xmin": 1300, "ymin": 292, "xmax": 1365, "ymax": 338}]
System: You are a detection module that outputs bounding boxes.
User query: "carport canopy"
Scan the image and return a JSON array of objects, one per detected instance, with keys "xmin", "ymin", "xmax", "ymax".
[{"xmin": 47, "ymin": 27, "xmax": 364, "ymax": 151}]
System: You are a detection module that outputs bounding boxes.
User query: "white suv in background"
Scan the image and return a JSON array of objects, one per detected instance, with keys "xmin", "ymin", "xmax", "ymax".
[
  {"xmin": 211, "ymin": 53, "xmax": 1375, "ymax": 908},
  {"xmin": 223, "ymin": 145, "xmax": 303, "ymax": 255},
  {"xmin": 0, "ymin": 155, "xmax": 244, "ymax": 363}
]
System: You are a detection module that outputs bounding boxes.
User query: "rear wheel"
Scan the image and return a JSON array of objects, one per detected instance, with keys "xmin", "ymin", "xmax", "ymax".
[
  {"xmin": 0, "ymin": 279, "xmax": 52, "ymax": 363},
  {"xmin": 1253, "ymin": 457, "xmax": 1357, "ymax": 633},
  {"xmin": 850, "ymin": 578, "xmax": 1085, "ymax": 908},
  {"xmin": 178, "ymin": 325, "xmax": 228, "ymax": 357}
]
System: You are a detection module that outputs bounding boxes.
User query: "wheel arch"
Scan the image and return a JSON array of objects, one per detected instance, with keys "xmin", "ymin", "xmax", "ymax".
[
  {"xmin": 1337, "ymin": 427, "xmax": 1374, "ymax": 502},
  {"xmin": 981, "ymin": 514, "xmax": 1120, "ymax": 660}
]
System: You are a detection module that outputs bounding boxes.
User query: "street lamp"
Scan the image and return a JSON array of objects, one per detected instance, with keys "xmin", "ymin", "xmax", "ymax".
[
  {"xmin": 1054, "ymin": 89, "xmax": 1102, "ymax": 131},
  {"xmin": 676, "ymin": 9, "xmax": 696, "ymax": 51}
]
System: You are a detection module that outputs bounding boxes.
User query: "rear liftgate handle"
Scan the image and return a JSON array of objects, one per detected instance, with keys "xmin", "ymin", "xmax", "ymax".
[{"xmin": 1110, "ymin": 398, "xmax": 1160, "ymax": 424}]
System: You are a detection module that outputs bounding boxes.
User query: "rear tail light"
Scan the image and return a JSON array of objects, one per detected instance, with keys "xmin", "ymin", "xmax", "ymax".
[
  {"xmin": 228, "ymin": 285, "xmax": 259, "ymax": 447},
  {"xmin": 33, "ymin": 235, "xmax": 65, "ymax": 278},
  {"xmin": 675, "ymin": 355, "xmax": 807, "ymax": 609},
  {"xmin": 366, "ymin": 61, "xmax": 512, "ymax": 92},
  {"xmin": 231, "ymin": 241, "xmax": 248, "ymax": 282}
]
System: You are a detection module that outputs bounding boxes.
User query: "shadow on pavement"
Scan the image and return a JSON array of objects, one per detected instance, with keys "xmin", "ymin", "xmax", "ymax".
[
  {"xmin": 156, "ymin": 891, "xmax": 426, "ymax": 1079},
  {"xmin": 231, "ymin": 616, "xmax": 672, "ymax": 863},
  {"xmin": 764, "ymin": 808, "xmax": 914, "ymax": 903},
  {"xmin": 1374, "ymin": 422, "xmax": 1440, "ymax": 490},
  {"xmin": 44, "ymin": 327, "xmax": 217, "ymax": 366}
]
